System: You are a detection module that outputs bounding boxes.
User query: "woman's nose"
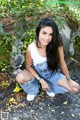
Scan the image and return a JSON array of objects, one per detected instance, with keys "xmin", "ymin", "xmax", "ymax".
[{"xmin": 46, "ymin": 35, "xmax": 49, "ymax": 39}]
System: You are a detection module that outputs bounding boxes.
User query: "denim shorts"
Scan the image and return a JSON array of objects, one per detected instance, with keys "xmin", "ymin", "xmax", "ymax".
[{"xmin": 20, "ymin": 61, "xmax": 68, "ymax": 95}]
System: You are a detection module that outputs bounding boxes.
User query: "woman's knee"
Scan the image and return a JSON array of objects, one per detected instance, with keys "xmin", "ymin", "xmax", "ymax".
[
  {"xmin": 58, "ymin": 77, "xmax": 67, "ymax": 86},
  {"xmin": 16, "ymin": 72, "xmax": 25, "ymax": 84},
  {"xmin": 16, "ymin": 70, "xmax": 35, "ymax": 84}
]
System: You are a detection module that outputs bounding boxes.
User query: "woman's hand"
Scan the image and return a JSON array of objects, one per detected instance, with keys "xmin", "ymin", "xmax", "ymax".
[
  {"xmin": 39, "ymin": 79, "xmax": 50, "ymax": 91},
  {"xmin": 68, "ymin": 79, "xmax": 80, "ymax": 93}
]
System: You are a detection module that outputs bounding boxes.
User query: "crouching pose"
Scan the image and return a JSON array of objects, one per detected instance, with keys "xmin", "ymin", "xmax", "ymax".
[{"xmin": 16, "ymin": 18, "xmax": 80, "ymax": 101}]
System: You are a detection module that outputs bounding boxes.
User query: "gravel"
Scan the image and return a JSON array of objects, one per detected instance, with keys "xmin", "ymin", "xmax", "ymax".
[{"xmin": 0, "ymin": 60, "xmax": 80, "ymax": 120}]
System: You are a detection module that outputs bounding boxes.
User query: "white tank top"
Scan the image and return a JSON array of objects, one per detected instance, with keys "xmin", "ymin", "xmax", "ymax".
[{"xmin": 29, "ymin": 42, "xmax": 47, "ymax": 66}]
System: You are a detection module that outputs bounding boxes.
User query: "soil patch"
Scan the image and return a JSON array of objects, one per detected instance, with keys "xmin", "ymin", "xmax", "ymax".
[{"xmin": 0, "ymin": 61, "xmax": 80, "ymax": 120}]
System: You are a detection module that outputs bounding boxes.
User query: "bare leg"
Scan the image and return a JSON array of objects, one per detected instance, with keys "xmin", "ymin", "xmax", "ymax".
[
  {"xmin": 58, "ymin": 77, "xmax": 79, "ymax": 93},
  {"xmin": 16, "ymin": 69, "xmax": 35, "ymax": 84},
  {"xmin": 16, "ymin": 70, "xmax": 39, "ymax": 97}
]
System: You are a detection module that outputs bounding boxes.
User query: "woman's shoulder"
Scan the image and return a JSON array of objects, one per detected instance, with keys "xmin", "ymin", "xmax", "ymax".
[
  {"xmin": 29, "ymin": 41, "xmax": 36, "ymax": 47},
  {"xmin": 27, "ymin": 41, "xmax": 36, "ymax": 52}
]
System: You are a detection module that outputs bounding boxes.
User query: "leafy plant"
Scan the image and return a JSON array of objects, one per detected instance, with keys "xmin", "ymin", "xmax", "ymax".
[
  {"xmin": 0, "ymin": 0, "xmax": 80, "ymax": 72},
  {"xmin": 1, "ymin": 81, "xmax": 8, "ymax": 86}
]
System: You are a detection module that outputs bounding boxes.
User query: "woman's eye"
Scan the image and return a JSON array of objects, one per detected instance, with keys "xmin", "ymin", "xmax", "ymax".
[{"xmin": 42, "ymin": 31, "xmax": 47, "ymax": 34}]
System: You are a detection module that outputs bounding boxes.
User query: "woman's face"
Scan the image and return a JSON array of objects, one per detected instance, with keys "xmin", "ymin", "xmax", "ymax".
[{"xmin": 38, "ymin": 26, "xmax": 53, "ymax": 47}]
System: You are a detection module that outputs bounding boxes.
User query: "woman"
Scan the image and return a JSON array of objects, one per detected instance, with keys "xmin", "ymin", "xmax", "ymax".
[{"xmin": 16, "ymin": 18, "xmax": 80, "ymax": 101}]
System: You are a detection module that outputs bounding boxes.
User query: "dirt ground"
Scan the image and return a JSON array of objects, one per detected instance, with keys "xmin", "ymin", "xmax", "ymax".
[{"xmin": 0, "ymin": 57, "xmax": 80, "ymax": 120}]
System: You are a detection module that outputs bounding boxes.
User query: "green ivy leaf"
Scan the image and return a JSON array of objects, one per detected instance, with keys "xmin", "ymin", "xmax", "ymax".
[{"xmin": 1, "ymin": 81, "xmax": 8, "ymax": 86}]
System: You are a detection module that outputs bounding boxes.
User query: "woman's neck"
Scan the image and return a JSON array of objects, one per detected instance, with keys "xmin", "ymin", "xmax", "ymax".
[{"xmin": 38, "ymin": 41, "xmax": 46, "ymax": 49}]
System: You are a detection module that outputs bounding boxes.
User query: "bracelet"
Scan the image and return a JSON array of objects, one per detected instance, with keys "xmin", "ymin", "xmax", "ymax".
[
  {"xmin": 26, "ymin": 64, "xmax": 32, "ymax": 68},
  {"xmin": 65, "ymin": 76, "xmax": 71, "ymax": 81},
  {"xmin": 36, "ymin": 77, "xmax": 41, "ymax": 81}
]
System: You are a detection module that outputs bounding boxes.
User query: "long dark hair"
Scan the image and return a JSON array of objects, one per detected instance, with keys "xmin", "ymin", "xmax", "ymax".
[{"xmin": 36, "ymin": 18, "xmax": 63, "ymax": 72}]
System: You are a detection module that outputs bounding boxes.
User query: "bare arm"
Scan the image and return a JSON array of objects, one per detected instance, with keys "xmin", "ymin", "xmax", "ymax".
[
  {"xmin": 26, "ymin": 47, "xmax": 39, "ymax": 78},
  {"xmin": 26, "ymin": 47, "xmax": 50, "ymax": 90},
  {"xmin": 58, "ymin": 46, "xmax": 70, "ymax": 78},
  {"xmin": 58, "ymin": 46, "xmax": 80, "ymax": 92}
]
